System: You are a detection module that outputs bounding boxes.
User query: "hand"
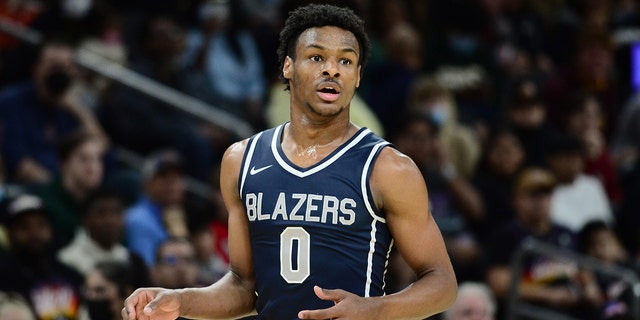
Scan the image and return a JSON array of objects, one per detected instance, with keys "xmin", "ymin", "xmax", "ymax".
[
  {"xmin": 297, "ymin": 286, "xmax": 381, "ymax": 320},
  {"xmin": 122, "ymin": 288, "xmax": 181, "ymax": 320}
]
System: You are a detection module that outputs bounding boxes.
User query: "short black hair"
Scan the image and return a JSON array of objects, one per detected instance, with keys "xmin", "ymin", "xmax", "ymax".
[
  {"xmin": 80, "ymin": 187, "xmax": 125, "ymax": 218},
  {"xmin": 277, "ymin": 3, "xmax": 370, "ymax": 90}
]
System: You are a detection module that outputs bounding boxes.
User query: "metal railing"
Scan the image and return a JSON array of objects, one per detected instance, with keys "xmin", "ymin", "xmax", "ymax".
[{"xmin": 506, "ymin": 238, "xmax": 640, "ymax": 320}]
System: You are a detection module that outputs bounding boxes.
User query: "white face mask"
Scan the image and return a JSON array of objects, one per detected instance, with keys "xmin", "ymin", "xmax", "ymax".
[{"xmin": 62, "ymin": 0, "xmax": 93, "ymax": 19}]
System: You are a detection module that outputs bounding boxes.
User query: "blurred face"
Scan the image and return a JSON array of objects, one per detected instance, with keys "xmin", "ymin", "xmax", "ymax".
[
  {"xmin": 145, "ymin": 17, "xmax": 185, "ymax": 61},
  {"xmin": 83, "ymin": 197, "xmax": 124, "ymax": 249},
  {"xmin": 83, "ymin": 270, "xmax": 120, "ymax": 320},
  {"xmin": 34, "ymin": 45, "xmax": 77, "ymax": 101},
  {"xmin": 152, "ymin": 241, "xmax": 198, "ymax": 289},
  {"xmin": 547, "ymin": 153, "xmax": 584, "ymax": 184},
  {"xmin": 588, "ymin": 229, "xmax": 625, "ymax": 264},
  {"xmin": 8, "ymin": 212, "xmax": 52, "ymax": 257},
  {"xmin": 283, "ymin": 26, "xmax": 361, "ymax": 120},
  {"xmin": 567, "ymin": 98, "xmax": 602, "ymax": 135},
  {"xmin": 146, "ymin": 170, "xmax": 186, "ymax": 206},
  {"xmin": 448, "ymin": 294, "xmax": 494, "ymax": 320},
  {"xmin": 577, "ymin": 45, "xmax": 613, "ymax": 81},
  {"xmin": 62, "ymin": 139, "xmax": 105, "ymax": 191},
  {"xmin": 514, "ymin": 191, "xmax": 552, "ymax": 231},
  {"xmin": 393, "ymin": 120, "xmax": 438, "ymax": 168},
  {"xmin": 487, "ymin": 133, "xmax": 524, "ymax": 176},
  {"xmin": 508, "ymin": 104, "xmax": 545, "ymax": 129}
]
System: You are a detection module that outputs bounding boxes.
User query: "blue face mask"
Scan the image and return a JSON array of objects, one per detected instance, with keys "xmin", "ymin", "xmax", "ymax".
[
  {"xmin": 448, "ymin": 34, "xmax": 478, "ymax": 56},
  {"xmin": 429, "ymin": 103, "xmax": 449, "ymax": 127}
]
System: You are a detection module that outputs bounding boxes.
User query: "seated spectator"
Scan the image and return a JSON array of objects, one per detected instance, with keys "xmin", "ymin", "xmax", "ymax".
[
  {"xmin": 406, "ymin": 76, "xmax": 481, "ymax": 178},
  {"xmin": 58, "ymin": 188, "xmax": 147, "ymax": 278},
  {"xmin": 0, "ymin": 291, "xmax": 35, "ymax": 320},
  {"xmin": 181, "ymin": 0, "xmax": 267, "ymax": 129},
  {"xmin": 99, "ymin": 15, "xmax": 216, "ymax": 180},
  {"xmin": 82, "ymin": 260, "xmax": 146, "ymax": 320},
  {"xmin": 565, "ymin": 92, "xmax": 622, "ymax": 205},
  {"xmin": 579, "ymin": 220, "xmax": 638, "ymax": 320},
  {"xmin": 0, "ymin": 40, "xmax": 107, "ymax": 185},
  {"xmin": 0, "ymin": 194, "xmax": 84, "ymax": 320},
  {"xmin": 443, "ymin": 282, "xmax": 496, "ymax": 320},
  {"xmin": 125, "ymin": 150, "xmax": 188, "ymax": 266},
  {"xmin": 150, "ymin": 237, "xmax": 199, "ymax": 289},
  {"xmin": 39, "ymin": 130, "xmax": 106, "ymax": 249},
  {"xmin": 472, "ymin": 128, "xmax": 526, "ymax": 244},
  {"xmin": 486, "ymin": 167, "xmax": 603, "ymax": 318},
  {"xmin": 391, "ymin": 113, "xmax": 484, "ymax": 282},
  {"xmin": 506, "ymin": 77, "xmax": 561, "ymax": 167},
  {"xmin": 546, "ymin": 134, "xmax": 613, "ymax": 232}
]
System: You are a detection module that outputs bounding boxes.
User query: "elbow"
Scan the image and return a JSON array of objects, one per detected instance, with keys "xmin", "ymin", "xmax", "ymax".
[{"xmin": 441, "ymin": 273, "xmax": 458, "ymax": 311}]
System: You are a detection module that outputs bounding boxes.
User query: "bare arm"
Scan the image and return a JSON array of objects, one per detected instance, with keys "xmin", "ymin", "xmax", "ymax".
[
  {"xmin": 299, "ymin": 147, "xmax": 457, "ymax": 320},
  {"xmin": 123, "ymin": 141, "xmax": 257, "ymax": 320},
  {"xmin": 370, "ymin": 147, "xmax": 458, "ymax": 318}
]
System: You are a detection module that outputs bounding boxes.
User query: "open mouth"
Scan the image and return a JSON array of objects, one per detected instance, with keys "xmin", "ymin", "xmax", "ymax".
[{"xmin": 317, "ymin": 84, "xmax": 341, "ymax": 102}]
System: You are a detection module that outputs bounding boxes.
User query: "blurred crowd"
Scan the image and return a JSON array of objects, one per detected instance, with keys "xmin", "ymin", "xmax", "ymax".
[{"xmin": 1, "ymin": 0, "xmax": 640, "ymax": 319}]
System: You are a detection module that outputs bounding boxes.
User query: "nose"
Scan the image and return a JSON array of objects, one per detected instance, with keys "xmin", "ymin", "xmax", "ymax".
[{"xmin": 321, "ymin": 59, "xmax": 340, "ymax": 78}]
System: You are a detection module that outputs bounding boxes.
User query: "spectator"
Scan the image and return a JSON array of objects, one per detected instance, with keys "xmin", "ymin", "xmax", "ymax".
[
  {"xmin": 0, "ymin": 40, "xmax": 107, "ymax": 185},
  {"xmin": 58, "ymin": 188, "xmax": 147, "ymax": 279},
  {"xmin": 99, "ymin": 15, "xmax": 216, "ymax": 180},
  {"xmin": 565, "ymin": 93, "xmax": 623, "ymax": 205},
  {"xmin": 407, "ymin": 76, "xmax": 481, "ymax": 178},
  {"xmin": 579, "ymin": 220, "xmax": 637, "ymax": 320},
  {"xmin": 486, "ymin": 167, "xmax": 603, "ymax": 318},
  {"xmin": 125, "ymin": 150, "xmax": 188, "ymax": 266},
  {"xmin": 82, "ymin": 260, "xmax": 145, "ymax": 320},
  {"xmin": 472, "ymin": 128, "xmax": 525, "ymax": 244},
  {"xmin": 391, "ymin": 113, "xmax": 484, "ymax": 282},
  {"xmin": 443, "ymin": 282, "xmax": 496, "ymax": 320},
  {"xmin": 0, "ymin": 194, "xmax": 84, "ymax": 320},
  {"xmin": 505, "ymin": 77, "xmax": 561, "ymax": 167},
  {"xmin": 546, "ymin": 134, "xmax": 614, "ymax": 232},
  {"xmin": 150, "ymin": 237, "xmax": 199, "ymax": 289},
  {"xmin": 38, "ymin": 130, "xmax": 105, "ymax": 249},
  {"xmin": 0, "ymin": 292, "xmax": 35, "ymax": 320},
  {"xmin": 181, "ymin": 0, "xmax": 267, "ymax": 129}
]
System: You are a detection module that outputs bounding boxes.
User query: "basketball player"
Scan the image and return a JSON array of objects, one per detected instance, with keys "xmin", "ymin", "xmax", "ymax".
[{"xmin": 122, "ymin": 4, "xmax": 457, "ymax": 320}]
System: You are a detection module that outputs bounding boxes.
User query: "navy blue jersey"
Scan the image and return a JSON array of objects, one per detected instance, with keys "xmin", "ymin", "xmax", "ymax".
[{"xmin": 239, "ymin": 124, "xmax": 393, "ymax": 320}]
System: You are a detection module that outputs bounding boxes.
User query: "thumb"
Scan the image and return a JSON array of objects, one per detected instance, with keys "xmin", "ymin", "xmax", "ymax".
[{"xmin": 143, "ymin": 291, "xmax": 171, "ymax": 315}]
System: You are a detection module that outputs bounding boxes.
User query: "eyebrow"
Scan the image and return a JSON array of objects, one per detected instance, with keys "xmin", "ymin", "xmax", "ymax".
[{"xmin": 305, "ymin": 44, "xmax": 358, "ymax": 56}]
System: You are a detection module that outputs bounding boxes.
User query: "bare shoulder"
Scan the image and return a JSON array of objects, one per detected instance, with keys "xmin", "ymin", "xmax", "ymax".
[
  {"xmin": 370, "ymin": 146, "xmax": 427, "ymax": 210},
  {"xmin": 220, "ymin": 139, "xmax": 250, "ymax": 191}
]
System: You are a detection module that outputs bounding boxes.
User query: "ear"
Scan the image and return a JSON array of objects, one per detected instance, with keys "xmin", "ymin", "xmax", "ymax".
[
  {"xmin": 283, "ymin": 56, "xmax": 293, "ymax": 80},
  {"xmin": 355, "ymin": 65, "xmax": 362, "ymax": 88}
]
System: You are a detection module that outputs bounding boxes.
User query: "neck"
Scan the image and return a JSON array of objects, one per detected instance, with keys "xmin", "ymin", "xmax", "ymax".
[{"xmin": 62, "ymin": 175, "xmax": 89, "ymax": 201}]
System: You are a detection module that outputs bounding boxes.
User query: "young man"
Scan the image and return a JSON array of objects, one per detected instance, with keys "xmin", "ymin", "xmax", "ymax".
[{"xmin": 122, "ymin": 4, "xmax": 457, "ymax": 320}]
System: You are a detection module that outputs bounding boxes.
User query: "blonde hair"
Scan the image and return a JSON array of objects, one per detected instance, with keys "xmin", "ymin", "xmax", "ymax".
[{"xmin": 443, "ymin": 282, "xmax": 496, "ymax": 320}]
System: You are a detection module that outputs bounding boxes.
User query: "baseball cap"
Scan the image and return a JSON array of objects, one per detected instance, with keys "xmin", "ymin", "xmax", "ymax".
[
  {"xmin": 3, "ymin": 194, "xmax": 47, "ymax": 226},
  {"xmin": 141, "ymin": 150, "xmax": 184, "ymax": 180},
  {"xmin": 514, "ymin": 167, "xmax": 556, "ymax": 195}
]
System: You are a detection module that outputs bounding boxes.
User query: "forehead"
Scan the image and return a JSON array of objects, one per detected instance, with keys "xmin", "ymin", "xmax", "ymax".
[{"xmin": 296, "ymin": 26, "xmax": 359, "ymax": 54}]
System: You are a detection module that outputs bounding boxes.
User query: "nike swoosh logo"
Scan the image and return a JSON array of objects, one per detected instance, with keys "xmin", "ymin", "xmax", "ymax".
[{"xmin": 250, "ymin": 165, "xmax": 273, "ymax": 175}]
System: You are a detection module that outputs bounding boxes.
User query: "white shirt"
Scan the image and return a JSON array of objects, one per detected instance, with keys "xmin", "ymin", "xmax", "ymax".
[
  {"xmin": 550, "ymin": 174, "xmax": 613, "ymax": 232},
  {"xmin": 58, "ymin": 229, "xmax": 130, "ymax": 275}
]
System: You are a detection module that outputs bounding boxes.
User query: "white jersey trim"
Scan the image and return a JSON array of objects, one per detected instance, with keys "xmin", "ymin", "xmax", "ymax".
[
  {"xmin": 271, "ymin": 124, "xmax": 373, "ymax": 178},
  {"xmin": 362, "ymin": 141, "xmax": 389, "ymax": 297},
  {"xmin": 239, "ymin": 131, "xmax": 264, "ymax": 198}
]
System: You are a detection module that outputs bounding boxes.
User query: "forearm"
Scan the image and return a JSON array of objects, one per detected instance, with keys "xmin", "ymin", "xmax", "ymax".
[
  {"xmin": 177, "ymin": 271, "xmax": 256, "ymax": 319},
  {"xmin": 375, "ymin": 268, "xmax": 457, "ymax": 319},
  {"xmin": 16, "ymin": 158, "xmax": 51, "ymax": 184}
]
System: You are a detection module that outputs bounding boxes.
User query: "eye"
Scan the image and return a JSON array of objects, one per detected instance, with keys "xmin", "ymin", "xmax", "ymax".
[
  {"xmin": 339, "ymin": 58, "xmax": 352, "ymax": 65},
  {"xmin": 310, "ymin": 55, "xmax": 322, "ymax": 62}
]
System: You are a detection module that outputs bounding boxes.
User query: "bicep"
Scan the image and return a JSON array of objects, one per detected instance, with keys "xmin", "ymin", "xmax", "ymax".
[
  {"xmin": 372, "ymin": 149, "xmax": 451, "ymax": 276},
  {"xmin": 219, "ymin": 141, "xmax": 254, "ymax": 284}
]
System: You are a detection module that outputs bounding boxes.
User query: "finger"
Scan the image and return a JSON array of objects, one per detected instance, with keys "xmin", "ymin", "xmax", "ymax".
[
  {"xmin": 313, "ymin": 286, "xmax": 345, "ymax": 303},
  {"xmin": 121, "ymin": 307, "xmax": 129, "ymax": 320},
  {"xmin": 298, "ymin": 306, "xmax": 336, "ymax": 320},
  {"xmin": 143, "ymin": 290, "xmax": 170, "ymax": 315}
]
